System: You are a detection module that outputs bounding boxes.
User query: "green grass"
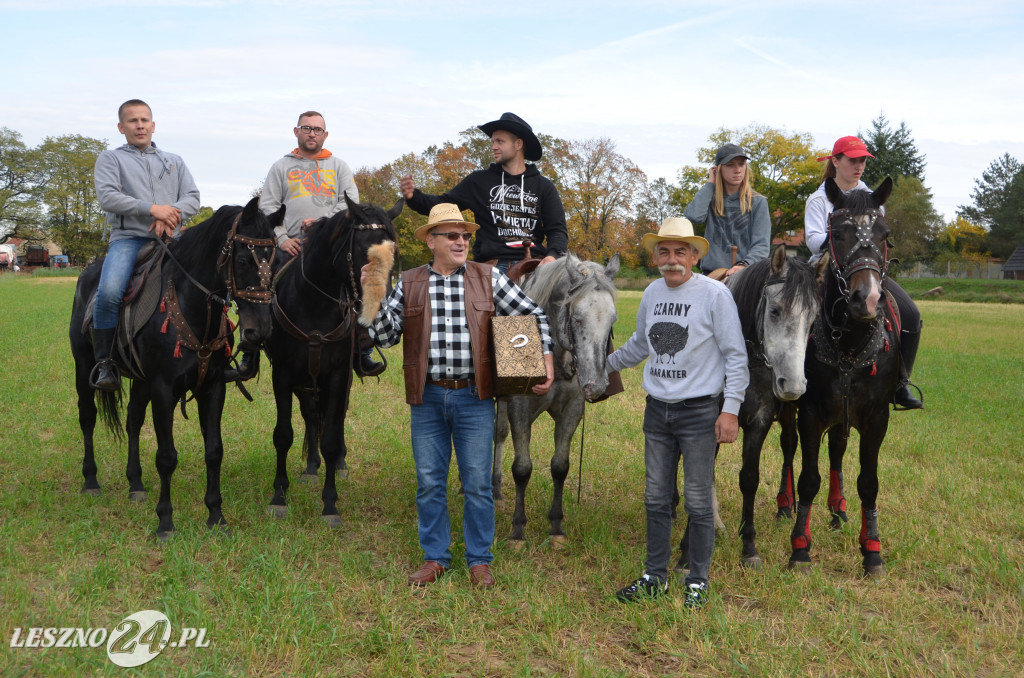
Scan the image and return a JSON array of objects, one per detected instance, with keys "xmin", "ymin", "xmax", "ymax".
[
  {"xmin": 1, "ymin": 278, "xmax": 1022, "ymax": 676},
  {"xmin": 897, "ymin": 277, "xmax": 1024, "ymax": 304}
]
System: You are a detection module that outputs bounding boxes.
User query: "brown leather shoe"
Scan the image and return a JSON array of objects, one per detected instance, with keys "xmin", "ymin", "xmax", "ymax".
[
  {"xmin": 469, "ymin": 563, "xmax": 495, "ymax": 589},
  {"xmin": 408, "ymin": 561, "xmax": 448, "ymax": 587}
]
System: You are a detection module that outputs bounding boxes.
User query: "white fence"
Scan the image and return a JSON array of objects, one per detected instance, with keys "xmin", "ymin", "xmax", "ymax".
[{"xmin": 898, "ymin": 261, "xmax": 1005, "ymax": 280}]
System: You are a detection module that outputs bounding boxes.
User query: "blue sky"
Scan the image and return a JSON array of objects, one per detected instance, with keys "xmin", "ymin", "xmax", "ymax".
[{"xmin": 2, "ymin": 0, "xmax": 1022, "ymax": 222}]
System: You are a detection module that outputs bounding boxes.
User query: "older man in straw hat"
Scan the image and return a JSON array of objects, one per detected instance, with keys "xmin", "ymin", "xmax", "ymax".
[
  {"xmin": 606, "ymin": 217, "xmax": 748, "ymax": 610},
  {"xmin": 362, "ymin": 203, "xmax": 555, "ymax": 590}
]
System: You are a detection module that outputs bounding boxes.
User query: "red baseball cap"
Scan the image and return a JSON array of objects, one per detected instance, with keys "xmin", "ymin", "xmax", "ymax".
[{"xmin": 817, "ymin": 136, "xmax": 875, "ymax": 162}]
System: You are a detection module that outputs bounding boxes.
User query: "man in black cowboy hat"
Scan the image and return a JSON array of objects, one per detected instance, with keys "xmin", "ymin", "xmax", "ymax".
[{"xmin": 400, "ymin": 112, "xmax": 568, "ymax": 273}]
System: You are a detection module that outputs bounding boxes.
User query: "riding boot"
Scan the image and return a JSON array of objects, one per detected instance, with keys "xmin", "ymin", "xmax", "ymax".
[
  {"xmin": 353, "ymin": 327, "xmax": 385, "ymax": 377},
  {"xmin": 224, "ymin": 351, "xmax": 259, "ymax": 382},
  {"xmin": 89, "ymin": 328, "xmax": 121, "ymax": 392},
  {"xmin": 894, "ymin": 328, "xmax": 923, "ymax": 409}
]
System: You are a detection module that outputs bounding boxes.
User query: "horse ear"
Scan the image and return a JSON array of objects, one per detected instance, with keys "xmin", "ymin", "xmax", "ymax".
[
  {"xmin": 243, "ymin": 196, "xmax": 260, "ymax": 220},
  {"xmin": 268, "ymin": 205, "xmax": 286, "ymax": 228},
  {"xmin": 566, "ymin": 253, "xmax": 584, "ymax": 288},
  {"xmin": 873, "ymin": 177, "xmax": 893, "ymax": 206},
  {"xmin": 605, "ymin": 253, "xmax": 620, "ymax": 280},
  {"xmin": 386, "ymin": 198, "xmax": 404, "ymax": 221},
  {"xmin": 824, "ymin": 177, "xmax": 842, "ymax": 206},
  {"xmin": 345, "ymin": 193, "xmax": 366, "ymax": 221},
  {"xmin": 815, "ymin": 253, "xmax": 830, "ymax": 286},
  {"xmin": 771, "ymin": 244, "xmax": 787, "ymax": 275}
]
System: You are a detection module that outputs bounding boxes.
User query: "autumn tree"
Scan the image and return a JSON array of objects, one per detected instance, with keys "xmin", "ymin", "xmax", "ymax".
[
  {"xmin": 883, "ymin": 177, "xmax": 943, "ymax": 265},
  {"xmin": 37, "ymin": 134, "xmax": 108, "ymax": 264},
  {"xmin": 958, "ymin": 154, "xmax": 1024, "ymax": 257},
  {"xmin": 0, "ymin": 127, "xmax": 44, "ymax": 243},
  {"xmin": 676, "ymin": 125, "xmax": 822, "ymax": 239},
  {"xmin": 860, "ymin": 113, "xmax": 927, "ymax": 187},
  {"xmin": 545, "ymin": 137, "xmax": 647, "ymax": 262}
]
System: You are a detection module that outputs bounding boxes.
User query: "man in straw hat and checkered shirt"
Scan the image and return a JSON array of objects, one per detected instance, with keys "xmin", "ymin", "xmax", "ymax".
[
  {"xmin": 362, "ymin": 203, "xmax": 555, "ymax": 590},
  {"xmin": 607, "ymin": 217, "xmax": 748, "ymax": 610}
]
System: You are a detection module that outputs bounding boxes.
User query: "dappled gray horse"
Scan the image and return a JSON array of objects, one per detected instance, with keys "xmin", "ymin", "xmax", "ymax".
[{"xmin": 494, "ymin": 253, "xmax": 619, "ymax": 543}]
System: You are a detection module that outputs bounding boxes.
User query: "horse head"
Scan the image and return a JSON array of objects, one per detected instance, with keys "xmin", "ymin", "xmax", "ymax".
[
  {"xmin": 553, "ymin": 253, "xmax": 619, "ymax": 402},
  {"xmin": 824, "ymin": 177, "xmax": 893, "ymax": 322},
  {"xmin": 220, "ymin": 196, "xmax": 282, "ymax": 350},
  {"xmin": 737, "ymin": 245, "xmax": 827, "ymax": 400}
]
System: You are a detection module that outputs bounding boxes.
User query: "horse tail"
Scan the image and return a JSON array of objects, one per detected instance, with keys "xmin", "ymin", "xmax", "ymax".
[{"xmin": 95, "ymin": 388, "xmax": 124, "ymax": 441}]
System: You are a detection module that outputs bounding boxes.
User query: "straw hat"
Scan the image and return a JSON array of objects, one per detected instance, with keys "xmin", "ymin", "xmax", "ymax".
[
  {"xmin": 413, "ymin": 203, "xmax": 479, "ymax": 242},
  {"xmin": 641, "ymin": 217, "xmax": 709, "ymax": 258}
]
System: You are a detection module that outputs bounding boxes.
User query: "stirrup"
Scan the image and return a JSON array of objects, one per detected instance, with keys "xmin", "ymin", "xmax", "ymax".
[
  {"xmin": 892, "ymin": 382, "xmax": 924, "ymax": 411},
  {"xmin": 89, "ymin": 360, "xmax": 121, "ymax": 392}
]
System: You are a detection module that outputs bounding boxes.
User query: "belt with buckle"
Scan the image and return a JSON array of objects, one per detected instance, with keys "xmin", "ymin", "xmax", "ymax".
[{"xmin": 427, "ymin": 377, "xmax": 474, "ymax": 390}]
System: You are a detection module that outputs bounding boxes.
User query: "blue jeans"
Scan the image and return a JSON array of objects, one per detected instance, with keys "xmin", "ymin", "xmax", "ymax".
[
  {"xmin": 94, "ymin": 236, "xmax": 151, "ymax": 330},
  {"xmin": 642, "ymin": 394, "xmax": 721, "ymax": 586},
  {"xmin": 410, "ymin": 383, "xmax": 496, "ymax": 568}
]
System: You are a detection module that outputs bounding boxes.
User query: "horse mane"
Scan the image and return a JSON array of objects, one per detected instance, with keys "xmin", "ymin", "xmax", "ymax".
[
  {"xmin": 522, "ymin": 255, "xmax": 617, "ymax": 346},
  {"xmin": 167, "ymin": 205, "xmax": 241, "ymax": 274},
  {"xmin": 302, "ymin": 203, "xmax": 400, "ymax": 276},
  {"xmin": 728, "ymin": 256, "xmax": 821, "ymax": 339}
]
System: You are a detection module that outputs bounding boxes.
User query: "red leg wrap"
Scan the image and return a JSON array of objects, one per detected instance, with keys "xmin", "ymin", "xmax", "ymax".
[{"xmin": 828, "ymin": 470, "xmax": 846, "ymax": 513}]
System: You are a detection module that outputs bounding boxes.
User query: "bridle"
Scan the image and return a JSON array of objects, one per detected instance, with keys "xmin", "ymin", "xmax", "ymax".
[
  {"xmin": 217, "ymin": 213, "xmax": 277, "ymax": 304},
  {"xmin": 748, "ymin": 276, "xmax": 787, "ymax": 370},
  {"xmin": 826, "ymin": 207, "xmax": 889, "ymax": 298}
]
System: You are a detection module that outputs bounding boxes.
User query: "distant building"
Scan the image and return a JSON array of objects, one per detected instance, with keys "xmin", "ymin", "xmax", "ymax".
[
  {"xmin": 772, "ymin": 229, "xmax": 805, "ymax": 258},
  {"xmin": 1003, "ymin": 245, "xmax": 1024, "ymax": 280}
]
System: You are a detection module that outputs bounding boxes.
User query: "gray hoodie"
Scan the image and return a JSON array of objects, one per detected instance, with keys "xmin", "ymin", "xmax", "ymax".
[{"xmin": 94, "ymin": 143, "xmax": 200, "ymax": 242}]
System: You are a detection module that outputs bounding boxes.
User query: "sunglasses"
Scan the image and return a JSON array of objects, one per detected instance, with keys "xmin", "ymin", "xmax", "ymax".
[{"xmin": 431, "ymin": 231, "xmax": 472, "ymax": 242}]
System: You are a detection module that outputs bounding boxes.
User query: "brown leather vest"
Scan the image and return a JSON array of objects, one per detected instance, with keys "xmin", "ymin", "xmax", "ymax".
[{"xmin": 400, "ymin": 261, "xmax": 495, "ymax": 405}]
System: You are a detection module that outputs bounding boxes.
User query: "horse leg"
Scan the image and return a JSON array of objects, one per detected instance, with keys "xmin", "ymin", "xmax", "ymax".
[
  {"xmin": 738, "ymin": 419, "xmax": 772, "ymax": 569},
  {"xmin": 196, "ymin": 383, "xmax": 229, "ymax": 532},
  {"xmin": 75, "ymin": 354, "xmax": 101, "ymax": 496},
  {"xmin": 547, "ymin": 399, "xmax": 583, "ymax": 543},
  {"xmin": 507, "ymin": 399, "xmax": 534, "ymax": 543},
  {"xmin": 857, "ymin": 418, "xmax": 888, "ymax": 577},
  {"xmin": 269, "ymin": 374, "xmax": 294, "ymax": 518},
  {"xmin": 317, "ymin": 379, "xmax": 345, "ymax": 529},
  {"xmin": 297, "ymin": 392, "xmax": 321, "ymax": 481},
  {"xmin": 125, "ymin": 381, "xmax": 150, "ymax": 501},
  {"xmin": 789, "ymin": 418, "xmax": 824, "ymax": 571},
  {"xmin": 150, "ymin": 391, "xmax": 178, "ymax": 540},
  {"xmin": 492, "ymin": 399, "xmax": 509, "ymax": 502},
  {"xmin": 826, "ymin": 427, "xmax": 850, "ymax": 529},
  {"xmin": 776, "ymin": 403, "xmax": 797, "ymax": 520}
]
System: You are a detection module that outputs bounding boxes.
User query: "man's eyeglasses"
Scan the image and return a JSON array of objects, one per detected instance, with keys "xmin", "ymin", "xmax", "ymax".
[
  {"xmin": 431, "ymin": 231, "xmax": 472, "ymax": 242},
  {"xmin": 298, "ymin": 125, "xmax": 326, "ymax": 135}
]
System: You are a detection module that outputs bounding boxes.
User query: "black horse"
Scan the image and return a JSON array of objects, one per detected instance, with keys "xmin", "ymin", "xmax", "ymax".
[
  {"xmin": 789, "ymin": 177, "xmax": 901, "ymax": 577},
  {"xmin": 264, "ymin": 196, "xmax": 400, "ymax": 527},
  {"xmin": 70, "ymin": 198, "xmax": 281, "ymax": 538}
]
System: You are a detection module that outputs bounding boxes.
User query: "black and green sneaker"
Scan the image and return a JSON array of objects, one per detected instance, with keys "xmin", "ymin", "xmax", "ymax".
[{"xmin": 615, "ymin": 573, "xmax": 668, "ymax": 603}]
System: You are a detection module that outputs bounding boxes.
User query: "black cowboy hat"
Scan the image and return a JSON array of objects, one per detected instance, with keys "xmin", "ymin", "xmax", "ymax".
[{"xmin": 478, "ymin": 112, "xmax": 543, "ymax": 162}]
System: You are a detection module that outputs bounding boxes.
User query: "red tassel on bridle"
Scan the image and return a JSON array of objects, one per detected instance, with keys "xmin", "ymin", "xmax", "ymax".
[
  {"xmin": 173, "ymin": 340, "xmax": 182, "ymax": 358},
  {"xmin": 160, "ymin": 316, "xmax": 169, "ymax": 333},
  {"xmin": 159, "ymin": 299, "xmax": 166, "ymax": 313},
  {"xmin": 870, "ymin": 361, "xmax": 877, "ymax": 376}
]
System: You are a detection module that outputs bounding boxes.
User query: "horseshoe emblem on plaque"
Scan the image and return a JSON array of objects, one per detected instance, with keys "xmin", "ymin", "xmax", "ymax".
[{"xmin": 510, "ymin": 334, "xmax": 529, "ymax": 348}]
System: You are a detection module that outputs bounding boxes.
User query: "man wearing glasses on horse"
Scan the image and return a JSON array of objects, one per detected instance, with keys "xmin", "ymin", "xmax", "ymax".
[
  {"xmin": 230, "ymin": 111, "xmax": 383, "ymax": 380},
  {"xmin": 362, "ymin": 203, "xmax": 555, "ymax": 590},
  {"xmin": 90, "ymin": 99, "xmax": 200, "ymax": 392},
  {"xmin": 399, "ymin": 112, "xmax": 568, "ymax": 274}
]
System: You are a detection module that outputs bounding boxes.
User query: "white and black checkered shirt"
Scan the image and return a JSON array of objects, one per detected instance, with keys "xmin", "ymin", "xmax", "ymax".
[{"xmin": 369, "ymin": 264, "xmax": 553, "ymax": 382}]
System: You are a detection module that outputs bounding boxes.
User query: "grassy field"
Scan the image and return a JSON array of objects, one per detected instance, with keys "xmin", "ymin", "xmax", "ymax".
[{"xmin": 0, "ymin": 276, "xmax": 1022, "ymax": 677}]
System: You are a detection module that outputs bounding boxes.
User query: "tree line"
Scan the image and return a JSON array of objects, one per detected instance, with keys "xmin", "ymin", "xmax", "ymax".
[{"xmin": 2, "ymin": 115, "xmax": 1021, "ymax": 269}]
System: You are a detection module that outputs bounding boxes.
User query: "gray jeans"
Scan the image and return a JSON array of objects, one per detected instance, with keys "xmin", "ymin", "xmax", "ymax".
[{"xmin": 642, "ymin": 394, "xmax": 720, "ymax": 586}]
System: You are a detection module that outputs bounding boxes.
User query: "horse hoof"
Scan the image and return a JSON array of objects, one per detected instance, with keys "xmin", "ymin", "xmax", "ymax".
[
  {"xmin": 321, "ymin": 514, "xmax": 342, "ymax": 529},
  {"xmin": 549, "ymin": 534, "xmax": 568, "ymax": 549},
  {"xmin": 335, "ymin": 468, "xmax": 349, "ymax": 480},
  {"xmin": 81, "ymin": 487, "xmax": 102, "ymax": 497},
  {"xmin": 787, "ymin": 560, "xmax": 812, "ymax": 574},
  {"xmin": 507, "ymin": 538, "xmax": 526, "ymax": 551},
  {"xmin": 776, "ymin": 507, "xmax": 793, "ymax": 520},
  {"xmin": 128, "ymin": 491, "xmax": 147, "ymax": 503},
  {"xmin": 268, "ymin": 505, "xmax": 287, "ymax": 519},
  {"xmin": 863, "ymin": 564, "xmax": 886, "ymax": 579},
  {"xmin": 153, "ymin": 529, "xmax": 175, "ymax": 542},
  {"xmin": 300, "ymin": 473, "xmax": 319, "ymax": 485},
  {"xmin": 209, "ymin": 522, "xmax": 232, "ymax": 537},
  {"xmin": 741, "ymin": 556, "xmax": 763, "ymax": 570}
]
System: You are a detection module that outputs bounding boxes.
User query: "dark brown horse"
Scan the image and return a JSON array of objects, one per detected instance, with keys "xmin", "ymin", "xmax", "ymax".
[
  {"xmin": 70, "ymin": 198, "xmax": 281, "ymax": 538},
  {"xmin": 789, "ymin": 177, "xmax": 901, "ymax": 576},
  {"xmin": 264, "ymin": 196, "xmax": 400, "ymax": 527}
]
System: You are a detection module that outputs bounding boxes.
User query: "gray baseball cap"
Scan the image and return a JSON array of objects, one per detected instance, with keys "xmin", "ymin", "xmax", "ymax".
[{"xmin": 714, "ymin": 143, "xmax": 750, "ymax": 166}]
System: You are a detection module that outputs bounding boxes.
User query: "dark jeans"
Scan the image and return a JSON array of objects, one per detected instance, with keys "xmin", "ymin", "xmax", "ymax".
[{"xmin": 642, "ymin": 394, "xmax": 721, "ymax": 587}]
